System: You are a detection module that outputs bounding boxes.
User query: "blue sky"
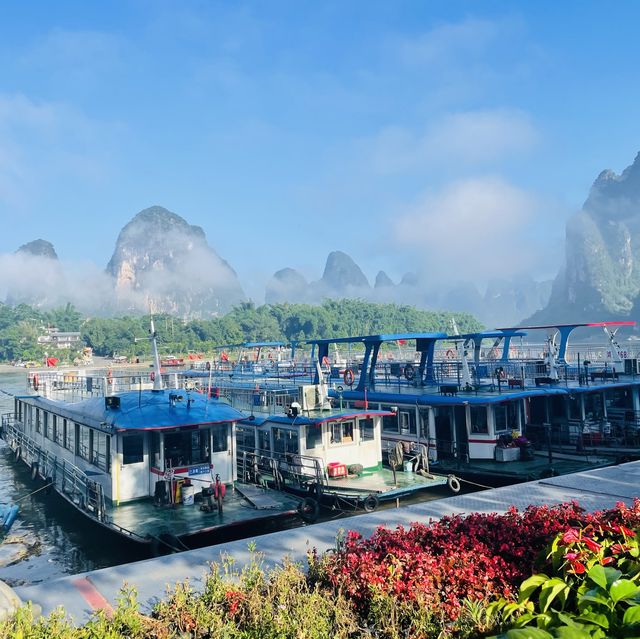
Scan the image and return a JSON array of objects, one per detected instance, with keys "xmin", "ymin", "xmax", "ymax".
[{"xmin": 1, "ymin": 1, "xmax": 640, "ymax": 301}]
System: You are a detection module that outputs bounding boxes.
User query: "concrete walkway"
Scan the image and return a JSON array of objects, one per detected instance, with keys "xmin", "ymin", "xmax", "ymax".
[{"xmin": 14, "ymin": 461, "xmax": 640, "ymax": 623}]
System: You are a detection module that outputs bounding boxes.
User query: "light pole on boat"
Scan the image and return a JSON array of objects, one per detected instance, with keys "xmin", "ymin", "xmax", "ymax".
[{"xmin": 135, "ymin": 316, "xmax": 163, "ymax": 391}]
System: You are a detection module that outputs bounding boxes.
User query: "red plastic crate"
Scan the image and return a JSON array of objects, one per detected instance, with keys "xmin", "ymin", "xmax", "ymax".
[{"xmin": 327, "ymin": 462, "xmax": 347, "ymax": 478}]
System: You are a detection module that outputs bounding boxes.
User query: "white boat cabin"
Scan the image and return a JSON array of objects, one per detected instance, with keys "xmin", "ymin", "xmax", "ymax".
[
  {"xmin": 11, "ymin": 390, "xmax": 244, "ymax": 503},
  {"xmin": 236, "ymin": 408, "xmax": 390, "ymax": 475}
]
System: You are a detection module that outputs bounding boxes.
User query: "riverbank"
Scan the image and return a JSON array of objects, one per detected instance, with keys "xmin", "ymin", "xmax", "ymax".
[{"xmin": 13, "ymin": 460, "xmax": 640, "ymax": 623}]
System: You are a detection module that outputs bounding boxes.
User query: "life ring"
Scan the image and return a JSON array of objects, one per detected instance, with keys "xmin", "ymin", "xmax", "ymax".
[
  {"xmin": 448, "ymin": 475, "xmax": 461, "ymax": 493},
  {"xmin": 404, "ymin": 364, "xmax": 415, "ymax": 381},
  {"xmin": 31, "ymin": 462, "xmax": 39, "ymax": 481},
  {"xmin": 363, "ymin": 494, "xmax": 379, "ymax": 512},
  {"xmin": 496, "ymin": 368, "xmax": 506, "ymax": 380},
  {"xmin": 445, "ymin": 349, "xmax": 455, "ymax": 360},
  {"xmin": 343, "ymin": 369, "xmax": 355, "ymax": 386},
  {"xmin": 32, "ymin": 374, "xmax": 39, "ymax": 391},
  {"xmin": 297, "ymin": 497, "xmax": 320, "ymax": 523},
  {"xmin": 321, "ymin": 356, "xmax": 330, "ymax": 366}
]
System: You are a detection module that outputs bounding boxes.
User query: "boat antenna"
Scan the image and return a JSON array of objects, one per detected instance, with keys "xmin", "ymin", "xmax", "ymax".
[{"xmin": 135, "ymin": 316, "xmax": 163, "ymax": 391}]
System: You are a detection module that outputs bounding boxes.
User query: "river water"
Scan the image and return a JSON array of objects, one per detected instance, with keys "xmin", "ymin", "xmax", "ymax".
[{"xmin": 0, "ymin": 369, "xmax": 462, "ymax": 588}]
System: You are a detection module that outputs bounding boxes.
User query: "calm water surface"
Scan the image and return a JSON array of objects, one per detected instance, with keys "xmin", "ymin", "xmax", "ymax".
[{"xmin": 0, "ymin": 369, "xmax": 463, "ymax": 587}]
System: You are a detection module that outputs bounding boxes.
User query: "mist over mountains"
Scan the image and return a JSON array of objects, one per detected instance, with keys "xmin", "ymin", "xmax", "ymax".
[
  {"xmin": 4, "ymin": 151, "xmax": 640, "ymax": 326},
  {"xmin": 531, "ymin": 152, "xmax": 640, "ymax": 327}
]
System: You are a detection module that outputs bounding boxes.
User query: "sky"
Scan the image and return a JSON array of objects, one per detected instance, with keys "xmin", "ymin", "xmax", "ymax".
[{"xmin": 1, "ymin": 1, "xmax": 640, "ymax": 302}]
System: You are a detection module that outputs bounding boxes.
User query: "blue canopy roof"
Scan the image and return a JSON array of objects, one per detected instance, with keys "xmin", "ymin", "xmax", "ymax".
[
  {"xmin": 24, "ymin": 390, "xmax": 245, "ymax": 432},
  {"xmin": 241, "ymin": 409, "xmax": 393, "ymax": 428},
  {"xmin": 307, "ymin": 332, "xmax": 447, "ymax": 345}
]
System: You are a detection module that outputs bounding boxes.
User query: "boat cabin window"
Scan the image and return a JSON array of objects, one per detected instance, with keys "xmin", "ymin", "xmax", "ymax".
[
  {"xmin": 78, "ymin": 424, "xmax": 91, "ymax": 461},
  {"xmin": 305, "ymin": 423, "xmax": 323, "ymax": 449},
  {"xmin": 35, "ymin": 409, "xmax": 41, "ymax": 434},
  {"xmin": 51, "ymin": 415, "xmax": 58, "ymax": 442},
  {"xmin": 330, "ymin": 420, "xmax": 354, "ymax": 445},
  {"xmin": 549, "ymin": 395, "xmax": 567, "ymax": 423},
  {"xmin": 568, "ymin": 396, "xmax": 581, "ymax": 421},
  {"xmin": 164, "ymin": 429, "xmax": 212, "ymax": 467},
  {"xmin": 258, "ymin": 429, "xmax": 270, "ymax": 454},
  {"xmin": 606, "ymin": 388, "xmax": 632, "ymax": 410},
  {"xmin": 91, "ymin": 432, "xmax": 110, "ymax": 472},
  {"xmin": 399, "ymin": 411, "xmax": 416, "ymax": 435},
  {"xmin": 15, "ymin": 399, "xmax": 22, "ymax": 422},
  {"xmin": 236, "ymin": 425, "xmax": 256, "ymax": 454},
  {"xmin": 381, "ymin": 405, "xmax": 399, "ymax": 433},
  {"xmin": 273, "ymin": 428, "xmax": 299, "ymax": 455},
  {"xmin": 584, "ymin": 393, "xmax": 604, "ymax": 421},
  {"xmin": 211, "ymin": 425, "xmax": 229, "ymax": 453},
  {"xmin": 123, "ymin": 433, "xmax": 144, "ymax": 465},
  {"xmin": 63, "ymin": 419, "xmax": 73, "ymax": 452},
  {"xmin": 470, "ymin": 407, "xmax": 488, "ymax": 434},
  {"xmin": 150, "ymin": 432, "xmax": 161, "ymax": 468},
  {"xmin": 494, "ymin": 403, "xmax": 518, "ymax": 432},
  {"xmin": 43, "ymin": 412, "xmax": 49, "ymax": 439},
  {"xmin": 359, "ymin": 418, "xmax": 374, "ymax": 441},
  {"xmin": 54, "ymin": 415, "xmax": 64, "ymax": 446}
]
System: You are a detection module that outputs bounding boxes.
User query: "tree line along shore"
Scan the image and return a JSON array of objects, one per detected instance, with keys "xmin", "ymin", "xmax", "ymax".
[{"xmin": 0, "ymin": 300, "xmax": 482, "ymax": 364}]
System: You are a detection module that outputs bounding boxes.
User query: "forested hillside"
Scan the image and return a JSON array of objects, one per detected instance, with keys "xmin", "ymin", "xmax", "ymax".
[{"xmin": 0, "ymin": 300, "xmax": 483, "ymax": 362}]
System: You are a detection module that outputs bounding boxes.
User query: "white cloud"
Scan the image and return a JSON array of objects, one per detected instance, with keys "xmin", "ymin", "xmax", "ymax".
[
  {"xmin": 369, "ymin": 108, "xmax": 538, "ymax": 174},
  {"xmin": 397, "ymin": 17, "xmax": 502, "ymax": 67},
  {"xmin": 393, "ymin": 176, "xmax": 543, "ymax": 281}
]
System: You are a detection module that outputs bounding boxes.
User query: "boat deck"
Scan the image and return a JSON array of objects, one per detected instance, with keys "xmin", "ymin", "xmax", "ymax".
[
  {"xmin": 432, "ymin": 453, "xmax": 614, "ymax": 484},
  {"xmin": 326, "ymin": 467, "xmax": 448, "ymax": 496},
  {"xmin": 105, "ymin": 483, "xmax": 301, "ymax": 541}
]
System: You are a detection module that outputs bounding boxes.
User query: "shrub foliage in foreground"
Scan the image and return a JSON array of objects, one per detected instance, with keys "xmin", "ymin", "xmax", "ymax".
[{"xmin": 1, "ymin": 500, "xmax": 639, "ymax": 638}]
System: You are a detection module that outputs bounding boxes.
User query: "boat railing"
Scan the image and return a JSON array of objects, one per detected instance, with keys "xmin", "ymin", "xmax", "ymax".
[
  {"xmin": 0, "ymin": 413, "xmax": 145, "ymax": 542},
  {"xmin": 215, "ymin": 386, "xmax": 300, "ymax": 416},
  {"xmin": 26, "ymin": 370, "xmax": 163, "ymax": 401},
  {"xmin": 238, "ymin": 448, "xmax": 327, "ymax": 489}
]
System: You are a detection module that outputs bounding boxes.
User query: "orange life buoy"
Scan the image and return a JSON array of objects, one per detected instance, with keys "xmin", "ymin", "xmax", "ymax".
[
  {"xmin": 32, "ymin": 373, "xmax": 39, "ymax": 391},
  {"xmin": 321, "ymin": 356, "xmax": 330, "ymax": 366},
  {"xmin": 343, "ymin": 369, "xmax": 355, "ymax": 385},
  {"xmin": 107, "ymin": 369, "xmax": 113, "ymax": 383},
  {"xmin": 445, "ymin": 349, "xmax": 455, "ymax": 359}
]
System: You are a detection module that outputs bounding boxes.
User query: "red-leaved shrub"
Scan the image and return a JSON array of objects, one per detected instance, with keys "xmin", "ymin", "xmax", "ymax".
[{"xmin": 308, "ymin": 499, "xmax": 640, "ymax": 622}]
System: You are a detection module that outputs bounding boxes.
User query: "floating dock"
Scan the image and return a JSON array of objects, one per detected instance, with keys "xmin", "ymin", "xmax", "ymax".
[{"xmin": 13, "ymin": 461, "xmax": 640, "ymax": 623}]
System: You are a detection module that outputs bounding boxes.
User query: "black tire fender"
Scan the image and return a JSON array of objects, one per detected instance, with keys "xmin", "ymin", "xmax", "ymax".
[
  {"xmin": 363, "ymin": 493, "xmax": 379, "ymax": 512},
  {"xmin": 31, "ymin": 462, "xmax": 39, "ymax": 481},
  {"xmin": 297, "ymin": 497, "xmax": 320, "ymax": 523},
  {"xmin": 14, "ymin": 446, "xmax": 21, "ymax": 462}
]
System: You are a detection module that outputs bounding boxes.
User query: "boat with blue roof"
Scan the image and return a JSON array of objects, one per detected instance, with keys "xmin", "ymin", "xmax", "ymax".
[
  {"xmin": 179, "ymin": 321, "xmax": 640, "ymax": 487},
  {"xmin": 0, "ymin": 321, "xmax": 302, "ymax": 554}
]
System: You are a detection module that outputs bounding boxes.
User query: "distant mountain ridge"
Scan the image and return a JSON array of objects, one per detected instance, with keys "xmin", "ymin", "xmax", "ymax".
[
  {"xmin": 266, "ymin": 251, "xmax": 551, "ymax": 327},
  {"xmin": 5, "ymin": 205, "xmax": 554, "ymax": 324}
]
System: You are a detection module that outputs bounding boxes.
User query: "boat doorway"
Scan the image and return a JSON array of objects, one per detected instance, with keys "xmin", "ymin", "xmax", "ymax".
[{"xmin": 435, "ymin": 408, "xmax": 454, "ymax": 460}]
